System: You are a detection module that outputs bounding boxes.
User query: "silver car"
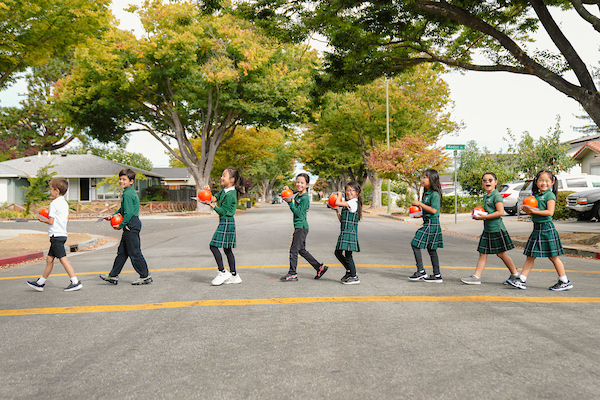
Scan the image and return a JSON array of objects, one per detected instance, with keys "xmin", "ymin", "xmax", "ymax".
[{"xmin": 499, "ymin": 180, "xmax": 526, "ymax": 215}]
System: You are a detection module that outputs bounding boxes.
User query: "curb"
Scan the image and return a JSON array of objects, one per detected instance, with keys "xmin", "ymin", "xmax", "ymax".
[
  {"xmin": 373, "ymin": 212, "xmax": 600, "ymax": 260},
  {"xmin": 0, "ymin": 236, "xmax": 99, "ymax": 268}
]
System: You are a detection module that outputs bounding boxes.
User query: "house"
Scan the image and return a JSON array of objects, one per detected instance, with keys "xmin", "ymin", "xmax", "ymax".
[
  {"xmin": 0, "ymin": 152, "xmax": 164, "ymax": 203},
  {"xmin": 572, "ymin": 141, "xmax": 600, "ymax": 175},
  {"xmin": 152, "ymin": 167, "xmax": 196, "ymax": 189}
]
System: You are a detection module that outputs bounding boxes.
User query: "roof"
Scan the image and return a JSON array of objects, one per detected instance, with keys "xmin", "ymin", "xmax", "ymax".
[
  {"xmin": 0, "ymin": 154, "xmax": 165, "ymax": 179},
  {"xmin": 573, "ymin": 141, "xmax": 600, "ymax": 159},
  {"xmin": 151, "ymin": 167, "xmax": 191, "ymax": 179}
]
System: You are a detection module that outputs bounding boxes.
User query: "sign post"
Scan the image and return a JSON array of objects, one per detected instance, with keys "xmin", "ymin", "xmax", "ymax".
[{"xmin": 445, "ymin": 145, "xmax": 465, "ymax": 223}]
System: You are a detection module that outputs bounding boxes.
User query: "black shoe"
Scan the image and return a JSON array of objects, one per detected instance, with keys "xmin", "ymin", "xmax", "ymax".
[
  {"xmin": 340, "ymin": 272, "xmax": 351, "ymax": 282},
  {"xmin": 424, "ymin": 274, "xmax": 443, "ymax": 283},
  {"xmin": 132, "ymin": 276, "xmax": 153, "ymax": 285},
  {"xmin": 64, "ymin": 281, "xmax": 83, "ymax": 291},
  {"xmin": 99, "ymin": 274, "xmax": 118, "ymax": 285},
  {"xmin": 341, "ymin": 276, "xmax": 360, "ymax": 285},
  {"xmin": 408, "ymin": 270, "xmax": 427, "ymax": 281},
  {"xmin": 279, "ymin": 273, "xmax": 298, "ymax": 282},
  {"xmin": 315, "ymin": 265, "xmax": 329, "ymax": 279},
  {"xmin": 26, "ymin": 280, "xmax": 44, "ymax": 292}
]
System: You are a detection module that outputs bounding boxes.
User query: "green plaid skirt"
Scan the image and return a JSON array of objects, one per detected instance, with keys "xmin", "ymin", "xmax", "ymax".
[
  {"xmin": 478, "ymin": 230, "xmax": 514, "ymax": 254},
  {"xmin": 336, "ymin": 231, "xmax": 360, "ymax": 252},
  {"xmin": 411, "ymin": 217, "xmax": 443, "ymax": 250},
  {"xmin": 523, "ymin": 222, "xmax": 564, "ymax": 258},
  {"xmin": 210, "ymin": 217, "xmax": 236, "ymax": 248}
]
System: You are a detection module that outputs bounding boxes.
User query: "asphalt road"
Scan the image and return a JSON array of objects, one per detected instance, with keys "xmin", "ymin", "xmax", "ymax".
[{"xmin": 1, "ymin": 204, "xmax": 599, "ymax": 399}]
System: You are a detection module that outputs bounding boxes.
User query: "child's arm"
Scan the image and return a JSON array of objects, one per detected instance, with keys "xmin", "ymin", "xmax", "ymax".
[
  {"xmin": 412, "ymin": 200, "xmax": 436, "ymax": 215},
  {"xmin": 37, "ymin": 215, "xmax": 54, "ymax": 225},
  {"xmin": 204, "ymin": 185, "xmax": 217, "ymax": 206},
  {"xmin": 475, "ymin": 201, "xmax": 504, "ymax": 220},
  {"xmin": 288, "ymin": 194, "xmax": 309, "ymax": 217},
  {"xmin": 334, "ymin": 192, "xmax": 350, "ymax": 208},
  {"xmin": 525, "ymin": 199, "xmax": 555, "ymax": 217}
]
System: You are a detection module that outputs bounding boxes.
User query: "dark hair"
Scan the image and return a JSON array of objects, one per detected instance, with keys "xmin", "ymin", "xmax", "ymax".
[
  {"xmin": 532, "ymin": 170, "xmax": 558, "ymax": 196},
  {"xmin": 225, "ymin": 166, "xmax": 244, "ymax": 196},
  {"xmin": 296, "ymin": 173, "xmax": 310, "ymax": 185},
  {"xmin": 49, "ymin": 178, "xmax": 68, "ymax": 196},
  {"xmin": 119, "ymin": 168, "xmax": 136, "ymax": 181},
  {"xmin": 481, "ymin": 172, "xmax": 497, "ymax": 181},
  {"xmin": 345, "ymin": 181, "xmax": 363, "ymax": 221},
  {"xmin": 423, "ymin": 169, "xmax": 442, "ymax": 200}
]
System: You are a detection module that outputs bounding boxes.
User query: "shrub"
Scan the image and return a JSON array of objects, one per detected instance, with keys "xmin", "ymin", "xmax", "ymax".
[
  {"xmin": 362, "ymin": 183, "xmax": 373, "ymax": 205},
  {"xmin": 144, "ymin": 185, "xmax": 169, "ymax": 201},
  {"xmin": 554, "ymin": 191, "xmax": 575, "ymax": 220},
  {"xmin": 441, "ymin": 195, "xmax": 483, "ymax": 213}
]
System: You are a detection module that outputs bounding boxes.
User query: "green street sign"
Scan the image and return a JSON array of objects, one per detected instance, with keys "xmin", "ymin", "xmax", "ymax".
[{"xmin": 446, "ymin": 144, "xmax": 465, "ymax": 150}]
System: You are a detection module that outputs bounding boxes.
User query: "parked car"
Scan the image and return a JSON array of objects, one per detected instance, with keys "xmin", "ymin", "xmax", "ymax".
[
  {"xmin": 442, "ymin": 186, "xmax": 470, "ymax": 197},
  {"xmin": 566, "ymin": 188, "xmax": 600, "ymax": 220},
  {"xmin": 518, "ymin": 174, "xmax": 600, "ymax": 214},
  {"xmin": 500, "ymin": 180, "xmax": 526, "ymax": 215},
  {"xmin": 368, "ymin": 191, "xmax": 401, "ymax": 205}
]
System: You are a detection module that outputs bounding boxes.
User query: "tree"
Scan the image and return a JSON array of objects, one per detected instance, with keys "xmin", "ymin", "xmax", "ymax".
[
  {"xmin": 23, "ymin": 164, "xmax": 56, "ymax": 214},
  {"xmin": 96, "ymin": 171, "xmax": 148, "ymax": 199},
  {"xmin": 296, "ymin": 65, "xmax": 460, "ymax": 207},
  {"xmin": 367, "ymin": 136, "xmax": 450, "ymax": 194},
  {"xmin": 243, "ymin": 0, "xmax": 600, "ymax": 129},
  {"xmin": 68, "ymin": 146, "xmax": 153, "ymax": 171},
  {"xmin": 457, "ymin": 141, "xmax": 518, "ymax": 195},
  {"xmin": 0, "ymin": 58, "xmax": 83, "ymax": 161},
  {"xmin": 0, "ymin": 0, "xmax": 111, "ymax": 89},
  {"xmin": 58, "ymin": 1, "xmax": 317, "ymax": 211}
]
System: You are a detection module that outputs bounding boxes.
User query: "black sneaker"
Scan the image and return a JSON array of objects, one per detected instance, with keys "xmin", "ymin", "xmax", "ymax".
[
  {"xmin": 315, "ymin": 265, "xmax": 329, "ymax": 279},
  {"xmin": 424, "ymin": 274, "xmax": 443, "ymax": 283},
  {"xmin": 99, "ymin": 274, "xmax": 118, "ymax": 285},
  {"xmin": 132, "ymin": 276, "xmax": 153, "ymax": 285},
  {"xmin": 26, "ymin": 280, "xmax": 44, "ymax": 292},
  {"xmin": 549, "ymin": 280, "xmax": 573, "ymax": 291},
  {"xmin": 408, "ymin": 270, "xmax": 427, "ymax": 281},
  {"xmin": 342, "ymin": 276, "xmax": 360, "ymax": 285},
  {"xmin": 64, "ymin": 281, "xmax": 83, "ymax": 291},
  {"xmin": 279, "ymin": 273, "xmax": 298, "ymax": 282},
  {"xmin": 340, "ymin": 272, "xmax": 351, "ymax": 282}
]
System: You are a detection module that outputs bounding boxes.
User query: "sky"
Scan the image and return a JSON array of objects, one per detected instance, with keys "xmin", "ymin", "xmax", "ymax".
[{"xmin": 1, "ymin": 1, "xmax": 598, "ymax": 169}]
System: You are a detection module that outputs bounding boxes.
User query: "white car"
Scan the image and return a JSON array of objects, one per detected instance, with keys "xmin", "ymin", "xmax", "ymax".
[{"xmin": 500, "ymin": 180, "xmax": 526, "ymax": 215}]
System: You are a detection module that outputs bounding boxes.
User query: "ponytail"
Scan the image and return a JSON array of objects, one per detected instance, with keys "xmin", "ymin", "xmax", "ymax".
[{"xmin": 225, "ymin": 167, "xmax": 244, "ymax": 197}]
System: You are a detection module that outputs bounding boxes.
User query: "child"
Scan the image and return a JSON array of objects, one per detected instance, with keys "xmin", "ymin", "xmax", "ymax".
[
  {"xmin": 507, "ymin": 170, "xmax": 573, "ymax": 291},
  {"xmin": 408, "ymin": 169, "xmax": 444, "ymax": 282},
  {"xmin": 280, "ymin": 173, "xmax": 328, "ymax": 281},
  {"xmin": 207, "ymin": 167, "xmax": 243, "ymax": 286},
  {"xmin": 26, "ymin": 178, "xmax": 82, "ymax": 292},
  {"xmin": 461, "ymin": 172, "xmax": 519, "ymax": 285},
  {"xmin": 100, "ymin": 169, "xmax": 152, "ymax": 285},
  {"xmin": 332, "ymin": 181, "xmax": 363, "ymax": 284}
]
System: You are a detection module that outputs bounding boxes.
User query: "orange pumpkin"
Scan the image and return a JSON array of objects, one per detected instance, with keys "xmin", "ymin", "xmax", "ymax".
[
  {"xmin": 281, "ymin": 189, "xmax": 293, "ymax": 199},
  {"xmin": 110, "ymin": 214, "xmax": 123, "ymax": 227},
  {"xmin": 328, "ymin": 194, "xmax": 338, "ymax": 208},
  {"xmin": 38, "ymin": 208, "xmax": 49, "ymax": 219},
  {"xmin": 523, "ymin": 196, "xmax": 538, "ymax": 208},
  {"xmin": 198, "ymin": 189, "xmax": 212, "ymax": 202}
]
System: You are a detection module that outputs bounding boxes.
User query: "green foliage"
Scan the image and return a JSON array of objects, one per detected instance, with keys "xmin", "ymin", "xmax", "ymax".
[
  {"xmin": 441, "ymin": 195, "xmax": 483, "ymax": 214},
  {"xmin": 143, "ymin": 185, "xmax": 169, "ymax": 202},
  {"xmin": 391, "ymin": 181, "xmax": 416, "ymax": 208},
  {"xmin": 96, "ymin": 172, "xmax": 148, "ymax": 198},
  {"xmin": 457, "ymin": 141, "xmax": 518, "ymax": 195},
  {"xmin": 554, "ymin": 191, "xmax": 576, "ymax": 220},
  {"xmin": 23, "ymin": 165, "xmax": 56, "ymax": 214},
  {"xmin": 362, "ymin": 183, "xmax": 373, "ymax": 205},
  {"xmin": 68, "ymin": 146, "xmax": 153, "ymax": 171}
]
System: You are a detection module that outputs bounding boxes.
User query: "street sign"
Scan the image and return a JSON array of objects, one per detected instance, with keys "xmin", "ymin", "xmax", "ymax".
[{"xmin": 446, "ymin": 144, "xmax": 465, "ymax": 150}]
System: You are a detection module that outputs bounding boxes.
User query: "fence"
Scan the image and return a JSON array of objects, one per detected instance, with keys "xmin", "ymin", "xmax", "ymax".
[{"xmin": 1, "ymin": 201, "xmax": 197, "ymax": 217}]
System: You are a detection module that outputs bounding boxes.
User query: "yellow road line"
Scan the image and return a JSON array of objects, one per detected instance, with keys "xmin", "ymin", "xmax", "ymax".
[
  {"xmin": 2, "ymin": 295, "xmax": 599, "ymax": 316},
  {"xmin": 1, "ymin": 263, "xmax": 599, "ymax": 280}
]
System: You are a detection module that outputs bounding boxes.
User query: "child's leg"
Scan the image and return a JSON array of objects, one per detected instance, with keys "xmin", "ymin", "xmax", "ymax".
[
  {"xmin": 345, "ymin": 251, "xmax": 357, "ymax": 277},
  {"xmin": 41, "ymin": 256, "xmax": 55, "ymax": 279},
  {"xmin": 334, "ymin": 249, "xmax": 349, "ymax": 271},
  {"xmin": 520, "ymin": 256, "xmax": 536, "ymax": 279},
  {"xmin": 473, "ymin": 253, "xmax": 488, "ymax": 278},
  {"xmin": 411, "ymin": 245, "xmax": 424, "ymax": 272},
  {"xmin": 210, "ymin": 245, "xmax": 225, "ymax": 271},
  {"xmin": 109, "ymin": 237, "xmax": 129, "ymax": 277},
  {"xmin": 288, "ymin": 228, "xmax": 304, "ymax": 275},
  {"xmin": 223, "ymin": 248, "xmax": 236, "ymax": 275},
  {"xmin": 58, "ymin": 256, "xmax": 76, "ymax": 279},
  {"xmin": 297, "ymin": 230, "xmax": 323, "ymax": 270},
  {"xmin": 427, "ymin": 248, "xmax": 440, "ymax": 276},
  {"xmin": 497, "ymin": 252, "xmax": 518, "ymax": 275},
  {"xmin": 549, "ymin": 256, "xmax": 567, "ymax": 278},
  {"xmin": 125, "ymin": 223, "xmax": 149, "ymax": 278}
]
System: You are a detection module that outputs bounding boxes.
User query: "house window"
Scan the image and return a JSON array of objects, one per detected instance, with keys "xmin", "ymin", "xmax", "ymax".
[{"xmin": 591, "ymin": 164, "xmax": 600, "ymax": 177}]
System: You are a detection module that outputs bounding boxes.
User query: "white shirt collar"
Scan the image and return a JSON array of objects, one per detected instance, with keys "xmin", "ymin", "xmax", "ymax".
[{"xmin": 224, "ymin": 186, "xmax": 235, "ymax": 193}]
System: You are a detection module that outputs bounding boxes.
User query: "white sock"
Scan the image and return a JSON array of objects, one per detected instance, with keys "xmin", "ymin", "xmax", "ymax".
[
  {"xmin": 519, "ymin": 275, "xmax": 527, "ymax": 282},
  {"xmin": 71, "ymin": 277, "xmax": 79, "ymax": 284},
  {"xmin": 514, "ymin": 271, "xmax": 520, "ymax": 277},
  {"xmin": 559, "ymin": 275, "xmax": 568, "ymax": 283},
  {"xmin": 37, "ymin": 277, "xmax": 46, "ymax": 285},
  {"xmin": 473, "ymin": 275, "xmax": 480, "ymax": 279}
]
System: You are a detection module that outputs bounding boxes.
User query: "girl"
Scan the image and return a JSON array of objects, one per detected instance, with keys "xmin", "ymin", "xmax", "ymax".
[
  {"xmin": 409, "ymin": 169, "xmax": 444, "ymax": 282},
  {"xmin": 332, "ymin": 181, "xmax": 363, "ymax": 285},
  {"xmin": 461, "ymin": 172, "xmax": 519, "ymax": 285},
  {"xmin": 507, "ymin": 170, "xmax": 572, "ymax": 291},
  {"xmin": 206, "ymin": 167, "xmax": 244, "ymax": 286}
]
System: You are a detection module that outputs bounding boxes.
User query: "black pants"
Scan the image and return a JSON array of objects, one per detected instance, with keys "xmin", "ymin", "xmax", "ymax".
[
  {"xmin": 289, "ymin": 228, "xmax": 322, "ymax": 274},
  {"xmin": 210, "ymin": 245, "xmax": 236, "ymax": 274},
  {"xmin": 109, "ymin": 216, "xmax": 149, "ymax": 278},
  {"xmin": 412, "ymin": 245, "xmax": 440, "ymax": 276},
  {"xmin": 334, "ymin": 249, "xmax": 356, "ymax": 277}
]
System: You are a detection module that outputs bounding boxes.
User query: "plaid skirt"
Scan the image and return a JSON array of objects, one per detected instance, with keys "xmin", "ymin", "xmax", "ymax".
[
  {"xmin": 411, "ymin": 218, "xmax": 443, "ymax": 250},
  {"xmin": 210, "ymin": 218, "xmax": 236, "ymax": 248},
  {"xmin": 523, "ymin": 222, "xmax": 564, "ymax": 258},
  {"xmin": 478, "ymin": 230, "xmax": 514, "ymax": 254},
  {"xmin": 336, "ymin": 230, "xmax": 360, "ymax": 252}
]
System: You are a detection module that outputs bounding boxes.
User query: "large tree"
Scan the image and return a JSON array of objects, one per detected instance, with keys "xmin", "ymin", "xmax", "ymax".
[
  {"xmin": 58, "ymin": 1, "xmax": 318, "ymax": 210},
  {"xmin": 242, "ymin": 0, "xmax": 600, "ymax": 128},
  {"xmin": 0, "ymin": 0, "xmax": 111, "ymax": 89}
]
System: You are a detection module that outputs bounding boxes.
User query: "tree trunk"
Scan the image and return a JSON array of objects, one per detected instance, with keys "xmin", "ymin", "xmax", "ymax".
[{"xmin": 369, "ymin": 172, "xmax": 383, "ymax": 209}]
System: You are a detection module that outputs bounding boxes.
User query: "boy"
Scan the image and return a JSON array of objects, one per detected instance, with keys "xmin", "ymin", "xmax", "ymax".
[
  {"xmin": 99, "ymin": 169, "xmax": 152, "ymax": 285},
  {"xmin": 26, "ymin": 178, "xmax": 82, "ymax": 292},
  {"xmin": 280, "ymin": 173, "xmax": 328, "ymax": 281}
]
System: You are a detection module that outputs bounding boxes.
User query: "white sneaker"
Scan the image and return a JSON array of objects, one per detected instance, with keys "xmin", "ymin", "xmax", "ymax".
[
  {"xmin": 225, "ymin": 274, "xmax": 242, "ymax": 284},
  {"xmin": 211, "ymin": 270, "xmax": 232, "ymax": 286}
]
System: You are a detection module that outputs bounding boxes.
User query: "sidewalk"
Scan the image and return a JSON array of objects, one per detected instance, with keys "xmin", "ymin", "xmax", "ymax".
[{"xmin": 368, "ymin": 209, "xmax": 600, "ymax": 259}]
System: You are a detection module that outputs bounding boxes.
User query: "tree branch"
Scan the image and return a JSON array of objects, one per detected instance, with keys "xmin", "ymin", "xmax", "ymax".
[{"xmin": 571, "ymin": 0, "xmax": 600, "ymax": 33}]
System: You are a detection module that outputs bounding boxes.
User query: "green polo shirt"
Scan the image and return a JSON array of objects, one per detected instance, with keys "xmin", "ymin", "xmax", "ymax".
[
  {"xmin": 288, "ymin": 191, "xmax": 309, "ymax": 229},
  {"xmin": 532, "ymin": 189, "xmax": 555, "ymax": 223},
  {"xmin": 482, "ymin": 189, "xmax": 506, "ymax": 232},
  {"xmin": 422, "ymin": 190, "xmax": 440, "ymax": 220},
  {"xmin": 115, "ymin": 185, "xmax": 139, "ymax": 229},
  {"xmin": 214, "ymin": 188, "xmax": 237, "ymax": 219}
]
